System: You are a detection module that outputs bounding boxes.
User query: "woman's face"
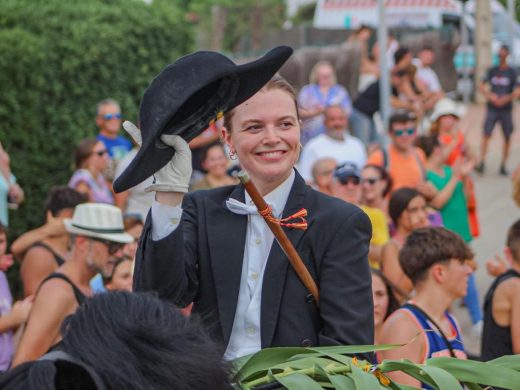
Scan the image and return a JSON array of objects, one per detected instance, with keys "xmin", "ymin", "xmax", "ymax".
[
  {"xmin": 438, "ymin": 115, "xmax": 458, "ymax": 133},
  {"xmin": 202, "ymin": 145, "xmax": 228, "ymax": 177},
  {"xmin": 315, "ymin": 65, "xmax": 334, "ymax": 87},
  {"xmin": 372, "ymin": 274, "xmax": 389, "ymax": 328},
  {"xmin": 107, "ymin": 259, "xmax": 133, "ymax": 292},
  {"xmin": 89, "ymin": 141, "xmax": 109, "ymax": 172},
  {"xmin": 361, "ymin": 167, "xmax": 386, "ymax": 203},
  {"xmin": 222, "ymin": 89, "xmax": 300, "ymax": 188},
  {"xmin": 123, "ymin": 223, "xmax": 143, "ymax": 260},
  {"xmin": 399, "ymin": 195, "xmax": 429, "ymax": 232}
]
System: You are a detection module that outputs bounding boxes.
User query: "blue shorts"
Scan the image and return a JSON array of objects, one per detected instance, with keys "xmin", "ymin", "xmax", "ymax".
[{"xmin": 483, "ymin": 107, "xmax": 513, "ymax": 140}]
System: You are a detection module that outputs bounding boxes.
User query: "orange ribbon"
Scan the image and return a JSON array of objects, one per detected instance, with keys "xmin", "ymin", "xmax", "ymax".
[
  {"xmin": 209, "ymin": 111, "xmax": 224, "ymax": 133},
  {"xmin": 258, "ymin": 206, "xmax": 308, "ymax": 230}
]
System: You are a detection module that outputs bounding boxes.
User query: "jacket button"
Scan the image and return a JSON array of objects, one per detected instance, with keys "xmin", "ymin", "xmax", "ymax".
[
  {"xmin": 301, "ymin": 338, "xmax": 313, "ymax": 347},
  {"xmin": 305, "ymin": 294, "xmax": 314, "ymax": 304}
]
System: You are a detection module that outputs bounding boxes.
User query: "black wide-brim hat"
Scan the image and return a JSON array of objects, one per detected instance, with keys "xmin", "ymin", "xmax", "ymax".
[{"xmin": 113, "ymin": 46, "xmax": 293, "ymax": 193}]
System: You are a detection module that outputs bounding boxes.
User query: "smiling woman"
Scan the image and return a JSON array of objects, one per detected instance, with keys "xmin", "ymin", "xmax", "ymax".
[
  {"xmin": 124, "ymin": 48, "xmax": 374, "ymax": 362},
  {"xmin": 222, "ymin": 77, "xmax": 300, "ymax": 195}
]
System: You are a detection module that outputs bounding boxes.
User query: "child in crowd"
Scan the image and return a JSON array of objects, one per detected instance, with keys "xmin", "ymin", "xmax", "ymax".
[
  {"xmin": 416, "ymin": 135, "xmax": 473, "ymax": 241},
  {"xmin": 104, "ymin": 257, "xmax": 133, "ymax": 292},
  {"xmin": 481, "ymin": 219, "xmax": 520, "ymax": 360},
  {"xmin": 0, "ymin": 223, "xmax": 32, "ymax": 372},
  {"xmin": 380, "ymin": 227, "xmax": 472, "ymax": 388}
]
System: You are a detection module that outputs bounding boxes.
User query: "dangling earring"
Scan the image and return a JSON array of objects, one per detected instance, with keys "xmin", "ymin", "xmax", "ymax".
[{"xmin": 229, "ymin": 150, "xmax": 238, "ymax": 160}]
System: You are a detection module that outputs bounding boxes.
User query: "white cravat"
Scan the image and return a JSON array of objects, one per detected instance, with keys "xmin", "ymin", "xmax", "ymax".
[
  {"xmin": 225, "ymin": 198, "xmax": 260, "ymax": 215},
  {"xmin": 223, "ymin": 170, "xmax": 295, "ymax": 361}
]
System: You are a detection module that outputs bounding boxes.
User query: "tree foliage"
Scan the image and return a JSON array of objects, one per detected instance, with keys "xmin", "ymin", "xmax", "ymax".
[
  {"xmin": 189, "ymin": 0, "xmax": 286, "ymax": 52},
  {"xmin": 291, "ymin": 2, "xmax": 317, "ymax": 26},
  {"xmin": 0, "ymin": 0, "xmax": 193, "ymax": 240}
]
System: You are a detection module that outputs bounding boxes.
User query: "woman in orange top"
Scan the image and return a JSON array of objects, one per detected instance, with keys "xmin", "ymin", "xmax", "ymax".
[{"xmin": 430, "ymin": 99, "xmax": 480, "ymax": 238}]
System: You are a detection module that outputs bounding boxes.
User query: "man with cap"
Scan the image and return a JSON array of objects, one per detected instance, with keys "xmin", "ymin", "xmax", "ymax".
[
  {"xmin": 12, "ymin": 204, "xmax": 133, "ymax": 366},
  {"xmin": 331, "ymin": 162, "xmax": 389, "ymax": 268}
]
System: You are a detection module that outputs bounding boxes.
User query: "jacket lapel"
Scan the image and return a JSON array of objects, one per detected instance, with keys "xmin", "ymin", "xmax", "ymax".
[
  {"xmin": 206, "ymin": 185, "xmax": 247, "ymax": 345},
  {"xmin": 261, "ymin": 172, "xmax": 312, "ymax": 347}
]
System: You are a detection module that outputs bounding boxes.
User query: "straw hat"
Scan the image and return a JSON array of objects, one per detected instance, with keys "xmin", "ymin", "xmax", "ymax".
[{"xmin": 64, "ymin": 203, "xmax": 134, "ymax": 244}]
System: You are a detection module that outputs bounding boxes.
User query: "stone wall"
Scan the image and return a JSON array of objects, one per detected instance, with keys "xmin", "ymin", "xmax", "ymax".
[{"xmin": 235, "ymin": 28, "xmax": 460, "ymax": 97}]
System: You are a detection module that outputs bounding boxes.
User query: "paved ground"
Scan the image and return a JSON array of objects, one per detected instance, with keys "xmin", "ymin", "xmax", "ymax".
[{"xmin": 449, "ymin": 103, "xmax": 520, "ymax": 357}]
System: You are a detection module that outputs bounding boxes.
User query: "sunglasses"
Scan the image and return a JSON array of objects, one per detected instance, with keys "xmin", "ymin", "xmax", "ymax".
[
  {"xmin": 393, "ymin": 128, "xmax": 415, "ymax": 137},
  {"xmin": 361, "ymin": 177, "xmax": 380, "ymax": 185},
  {"xmin": 101, "ymin": 113, "xmax": 122, "ymax": 121},
  {"xmin": 90, "ymin": 238, "xmax": 124, "ymax": 255},
  {"xmin": 93, "ymin": 149, "xmax": 108, "ymax": 157},
  {"xmin": 338, "ymin": 176, "xmax": 360, "ymax": 186}
]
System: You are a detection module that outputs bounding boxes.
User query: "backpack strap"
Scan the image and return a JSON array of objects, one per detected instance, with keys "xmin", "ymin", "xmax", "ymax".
[
  {"xmin": 403, "ymin": 303, "xmax": 456, "ymax": 358},
  {"xmin": 382, "ymin": 147, "xmax": 389, "ymax": 170},
  {"xmin": 412, "ymin": 148, "xmax": 427, "ymax": 181}
]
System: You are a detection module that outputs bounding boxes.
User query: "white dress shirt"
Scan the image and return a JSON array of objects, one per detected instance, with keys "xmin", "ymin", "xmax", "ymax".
[{"xmin": 150, "ymin": 170, "xmax": 295, "ymax": 360}]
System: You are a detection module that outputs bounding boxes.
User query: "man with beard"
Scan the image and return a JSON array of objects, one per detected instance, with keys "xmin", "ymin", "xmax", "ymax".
[
  {"xmin": 12, "ymin": 204, "xmax": 133, "ymax": 366},
  {"xmin": 299, "ymin": 105, "xmax": 366, "ymax": 182}
]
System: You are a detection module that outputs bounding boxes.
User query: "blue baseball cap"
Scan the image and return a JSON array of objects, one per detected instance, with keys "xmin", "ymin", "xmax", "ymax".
[{"xmin": 334, "ymin": 162, "xmax": 361, "ymax": 183}]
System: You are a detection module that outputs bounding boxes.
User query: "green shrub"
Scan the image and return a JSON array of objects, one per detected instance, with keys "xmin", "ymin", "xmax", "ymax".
[{"xmin": 0, "ymin": 0, "xmax": 193, "ymax": 242}]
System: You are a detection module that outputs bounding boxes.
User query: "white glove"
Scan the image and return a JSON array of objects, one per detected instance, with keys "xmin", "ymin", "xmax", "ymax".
[{"xmin": 123, "ymin": 121, "xmax": 192, "ymax": 193}]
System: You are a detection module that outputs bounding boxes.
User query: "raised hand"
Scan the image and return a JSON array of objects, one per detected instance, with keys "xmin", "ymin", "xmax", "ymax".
[{"xmin": 123, "ymin": 121, "xmax": 192, "ymax": 194}]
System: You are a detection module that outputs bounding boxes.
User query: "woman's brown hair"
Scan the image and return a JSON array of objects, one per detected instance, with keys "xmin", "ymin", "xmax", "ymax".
[
  {"xmin": 74, "ymin": 138, "xmax": 99, "ymax": 169},
  {"xmin": 223, "ymin": 75, "xmax": 298, "ymax": 133}
]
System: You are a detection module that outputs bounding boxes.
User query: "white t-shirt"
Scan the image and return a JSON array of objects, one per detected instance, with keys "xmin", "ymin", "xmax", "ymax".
[
  {"xmin": 298, "ymin": 133, "xmax": 367, "ymax": 181},
  {"xmin": 413, "ymin": 58, "xmax": 442, "ymax": 93}
]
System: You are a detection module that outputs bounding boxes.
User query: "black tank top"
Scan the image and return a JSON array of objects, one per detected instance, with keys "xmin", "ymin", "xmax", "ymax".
[
  {"xmin": 28, "ymin": 242, "xmax": 66, "ymax": 267},
  {"xmin": 39, "ymin": 273, "xmax": 88, "ymax": 354},
  {"xmin": 39, "ymin": 272, "xmax": 87, "ymax": 306},
  {"xmin": 481, "ymin": 269, "xmax": 520, "ymax": 361}
]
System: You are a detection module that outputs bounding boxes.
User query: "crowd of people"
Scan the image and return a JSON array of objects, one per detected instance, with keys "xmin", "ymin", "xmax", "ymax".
[{"xmin": 0, "ymin": 33, "xmax": 519, "ymax": 388}]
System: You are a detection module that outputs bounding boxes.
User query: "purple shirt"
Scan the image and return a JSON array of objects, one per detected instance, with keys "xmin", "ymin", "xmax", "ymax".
[
  {"xmin": 0, "ymin": 271, "xmax": 13, "ymax": 372},
  {"xmin": 68, "ymin": 169, "xmax": 114, "ymax": 205},
  {"xmin": 298, "ymin": 84, "xmax": 352, "ymax": 145}
]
